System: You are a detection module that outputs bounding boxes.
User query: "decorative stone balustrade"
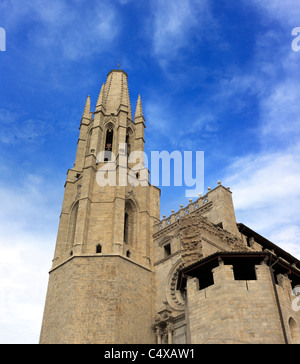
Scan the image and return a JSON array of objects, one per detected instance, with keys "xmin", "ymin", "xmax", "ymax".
[{"xmin": 154, "ymin": 195, "xmax": 209, "ymax": 233}]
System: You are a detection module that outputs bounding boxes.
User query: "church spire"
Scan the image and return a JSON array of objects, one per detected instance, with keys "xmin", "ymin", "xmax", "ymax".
[{"xmin": 104, "ymin": 69, "xmax": 132, "ymax": 118}]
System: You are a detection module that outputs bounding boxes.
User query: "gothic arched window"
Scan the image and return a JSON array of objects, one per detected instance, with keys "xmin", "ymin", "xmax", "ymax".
[
  {"xmin": 124, "ymin": 200, "xmax": 137, "ymax": 247},
  {"xmin": 104, "ymin": 128, "xmax": 114, "ymax": 161},
  {"xmin": 126, "ymin": 127, "xmax": 134, "ymax": 158},
  {"xmin": 124, "ymin": 211, "xmax": 129, "ymax": 245},
  {"xmin": 126, "ymin": 134, "xmax": 131, "ymax": 157},
  {"xmin": 68, "ymin": 201, "xmax": 79, "ymax": 247}
]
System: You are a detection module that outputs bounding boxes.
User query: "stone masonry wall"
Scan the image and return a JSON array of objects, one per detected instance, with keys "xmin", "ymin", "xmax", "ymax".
[
  {"xmin": 186, "ymin": 263, "xmax": 289, "ymax": 344},
  {"xmin": 40, "ymin": 255, "xmax": 155, "ymax": 344}
]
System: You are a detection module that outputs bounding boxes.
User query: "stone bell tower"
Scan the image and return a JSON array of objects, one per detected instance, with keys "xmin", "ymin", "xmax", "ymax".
[{"xmin": 39, "ymin": 69, "xmax": 160, "ymax": 344}]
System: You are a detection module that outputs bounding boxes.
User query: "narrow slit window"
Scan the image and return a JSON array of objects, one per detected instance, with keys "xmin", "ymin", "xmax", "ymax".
[
  {"xmin": 105, "ymin": 129, "xmax": 114, "ymax": 161},
  {"xmin": 124, "ymin": 211, "xmax": 129, "ymax": 244},
  {"xmin": 126, "ymin": 134, "xmax": 131, "ymax": 157},
  {"xmin": 96, "ymin": 244, "xmax": 102, "ymax": 254}
]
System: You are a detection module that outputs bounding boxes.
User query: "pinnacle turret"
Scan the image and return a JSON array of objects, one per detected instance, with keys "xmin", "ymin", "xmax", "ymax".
[
  {"xmin": 134, "ymin": 94, "xmax": 144, "ymax": 120},
  {"xmin": 96, "ymin": 83, "xmax": 105, "ymax": 112},
  {"xmin": 82, "ymin": 95, "xmax": 91, "ymax": 120}
]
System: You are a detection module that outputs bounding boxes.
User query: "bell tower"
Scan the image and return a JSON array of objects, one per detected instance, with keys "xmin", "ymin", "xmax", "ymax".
[{"xmin": 39, "ymin": 69, "xmax": 161, "ymax": 344}]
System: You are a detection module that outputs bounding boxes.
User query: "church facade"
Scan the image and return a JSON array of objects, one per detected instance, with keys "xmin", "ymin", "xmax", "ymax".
[{"xmin": 39, "ymin": 69, "xmax": 300, "ymax": 344}]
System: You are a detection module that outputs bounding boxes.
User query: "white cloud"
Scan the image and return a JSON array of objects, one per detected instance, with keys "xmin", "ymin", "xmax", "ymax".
[
  {"xmin": 260, "ymin": 81, "xmax": 300, "ymax": 142},
  {"xmin": 150, "ymin": 0, "xmax": 211, "ymax": 63},
  {"xmin": 0, "ymin": 172, "xmax": 60, "ymax": 343},
  {"xmin": 252, "ymin": 0, "xmax": 300, "ymax": 27},
  {"xmin": 0, "ymin": 237, "xmax": 53, "ymax": 344},
  {"xmin": 224, "ymin": 145, "xmax": 300, "ymax": 259},
  {"xmin": 0, "ymin": 0, "xmax": 119, "ymax": 60},
  {"xmin": 226, "ymin": 148, "xmax": 300, "ymax": 210},
  {"xmin": 269, "ymin": 226, "xmax": 300, "ymax": 260},
  {"xmin": 0, "ymin": 112, "xmax": 50, "ymax": 145},
  {"xmin": 214, "ymin": 4, "xmax": 300, "ymax": 260},
  {"xmin": 117, "ymin": 0, "xmax": 136, "ymax": 4},
  {"xmin": 257, "ymin": 51, "xmax": 300, "ymax": 146},
  {"xmin": 144, "ymin": 96, "xmax": 219, "ymax": 153}
]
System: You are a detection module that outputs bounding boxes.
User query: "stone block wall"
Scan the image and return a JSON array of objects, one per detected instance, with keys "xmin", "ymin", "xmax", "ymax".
[
  {"xmin": 186, "ymin": 262, "xmax": 300, "ymax": 344},
  {"xmin": 40, "ymin": 255, "xmax": 155, "ymax": 344}
]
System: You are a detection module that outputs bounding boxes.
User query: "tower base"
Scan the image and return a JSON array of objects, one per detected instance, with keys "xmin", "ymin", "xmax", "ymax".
[{"xmin": 39, "ymin": 255, "xmax": 155, "ymax": 344}]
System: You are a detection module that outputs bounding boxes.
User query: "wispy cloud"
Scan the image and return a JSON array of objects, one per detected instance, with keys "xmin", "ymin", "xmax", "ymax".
[
  {"xmin": 260, "ymin": 79, "xmax": 300, "ymax": 144},
  {"xmin": 0, "ymin": 238, "xmax": 52, "ymax": 343},
  {"xmin": 224, "ymin": 144, "xmax": 300, "ymax": 259},
  {"xmin": 144, "ymin": 95, "xmax": 219, "ymax": 153},
  {"xmin": 0, "ymin": 0, "xmax": 119, "ymax": 60},
  {"xmin": 251, "ymin": 0, "xmax": 300, "ymax": 27},
  {"xmin": 0, "ymin": 108, "xmax": 50, "ymax": 145},
  {"xmin": 215, "ymin": 1, "xmax": 300, "ymax": 258},
  {"xmin": 0, "ymin": 171, "xmax": 60, "ymax": 343},
  {"xmin": 220, "ymin": 33, "xmax": 300, "ymax": 257},
  {"xmin": 149, "ymin": 0, "xmax": 211, "ymax": 65},
  {"xmin": 117, "ymin": 0, "xmax": 136, "ymax": 4}
]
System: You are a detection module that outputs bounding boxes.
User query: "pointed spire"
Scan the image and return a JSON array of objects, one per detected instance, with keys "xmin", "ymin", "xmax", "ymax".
[
  {"xmin": 135, "ymin": 94, "xmax": 144, "ymax": 120},
  {"xmin": 104, "ymin": 70, "xmax": 132, "ymax": 117},
  {"xmin": 82, "ymin": 95, "xmax": 91, "ymax": 120},
  {"xmin": 96, "ymin": 83, "xmax": 106, "ymax": 112}
]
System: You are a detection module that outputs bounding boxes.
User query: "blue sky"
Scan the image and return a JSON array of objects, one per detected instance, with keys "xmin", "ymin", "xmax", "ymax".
[{"xmin": 1, "ymin": 0, "xmax": 300, "ymax": 343}]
